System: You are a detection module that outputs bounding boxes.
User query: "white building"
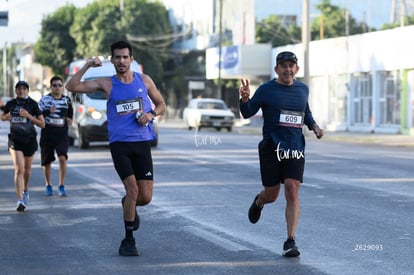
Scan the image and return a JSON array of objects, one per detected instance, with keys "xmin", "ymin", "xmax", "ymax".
[
  {"xmin": 164, "ymin": 0, "xmax": 414, "ymax": 134},
  {"xmin": 207, "ymin": 26, "xmax": 414, "ymax": 134},
  {"xmin": 273, "ymin": 26, "xmax": 414, "ymax": 134}
]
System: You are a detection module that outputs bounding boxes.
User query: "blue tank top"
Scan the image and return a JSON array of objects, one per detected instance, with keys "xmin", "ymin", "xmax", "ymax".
[{"xmin": 107, "ymin": 72, "xmax": 156, "ymax": 143}]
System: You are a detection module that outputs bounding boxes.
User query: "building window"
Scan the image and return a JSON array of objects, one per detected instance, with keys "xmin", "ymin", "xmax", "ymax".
[
  {"xmin": 329, "ymin": 74, "xmax": 348, "ymax": 124},
  {"xmin": 378, "ymin": 71, "xmax": 400, "ymax": 125},
  {"xmin": 351, "ymin": 73, "xmax": 372, "ymax": 125}
]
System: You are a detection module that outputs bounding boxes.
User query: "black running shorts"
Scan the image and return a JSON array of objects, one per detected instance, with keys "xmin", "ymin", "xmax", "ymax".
[
  {"xmin": 40, "ymin": 135, "xmax": 69, "ymax": 166},
  {"xmin": 110, "ymin": 141, "xmax": 153, "ymax": 181},
  {"xmin": 258, "ymin": 139, "xmax": 305, "ymax": 186},
  {"xmin": 8, "ymin": 134, "xmax": 38, "ymax": 157}
]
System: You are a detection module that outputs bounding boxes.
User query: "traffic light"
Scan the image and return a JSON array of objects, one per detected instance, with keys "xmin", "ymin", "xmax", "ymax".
[{"xmin": 0, "ymin": 11, "xmax": 8, "ymax": 26}]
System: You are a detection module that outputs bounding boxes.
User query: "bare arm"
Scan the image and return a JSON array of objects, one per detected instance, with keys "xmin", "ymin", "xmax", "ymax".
[
  {"xmin": 32, "ymin": 114, "xmax": 46, "ymax": 129},
  {"xmin": 19, "ymin": 108, "xmax": 45, "ymax": 129},
  {"xmin": 142, "ymin": 73, "xmax": 166, "ymax": 119},
  {"xmin": 65, "ymin": 57, "xmax": 110, "ymax": 97},
  {"xmin": 1, "ymin": 110, "xmax": 10, "ymax": 121}
]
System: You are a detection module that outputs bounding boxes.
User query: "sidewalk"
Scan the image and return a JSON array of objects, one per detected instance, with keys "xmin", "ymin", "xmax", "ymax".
[
  {"xmin": 158, "ymin": 118, "xmax": 414, "ymax": 148},
  {"xmin": 320, "ymin": 131, "xmax": 414, "ymax": 147}
]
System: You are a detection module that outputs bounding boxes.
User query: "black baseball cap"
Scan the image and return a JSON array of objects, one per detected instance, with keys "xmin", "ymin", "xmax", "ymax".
[
  {"xmin": 276, "ymin": 51, "xmax": 298, "ymax": 65},
  {"xmin": 15, "ymin": 80, "xmax": 29, "ymax": 89}
]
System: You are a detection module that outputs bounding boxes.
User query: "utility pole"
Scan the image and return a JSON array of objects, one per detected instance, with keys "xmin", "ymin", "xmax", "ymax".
[
  {"xmin": 1, "ymin": 9, "xmax": 8, "ymax": 97},
  {"xmin": 2, "ymin": 43, "xmax": 6, "ymax": 97},
  {"xmin": 217, "ymin": 0, "xmax": 223, "ymax": 99},
  {"xmin": 302, "ymin": 0, "xmax": 310, "ymax": 85},
  {"xmin": 120, "ymin": 0, "xmax": 124, "ymax": 16}
]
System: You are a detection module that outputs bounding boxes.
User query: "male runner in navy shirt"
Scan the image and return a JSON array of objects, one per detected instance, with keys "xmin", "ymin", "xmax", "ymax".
[{"xmin": 240, "ymin": 51, "xmax": 324, "ymax": 257}]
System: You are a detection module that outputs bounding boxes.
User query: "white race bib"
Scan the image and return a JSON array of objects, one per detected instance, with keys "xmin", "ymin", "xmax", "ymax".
[
  {"xmin": 115, "ymin": 98, "xmax": 143, "ymax": 115},
  {"xmin": 278, "ymin": 110, "xmax": 304, "ymax": 128},
  {"xmin": 48, "ymin": 118, "xmax": 65, "ymax": 126},
  {"xmin": 11, "ymin": 116, "xmax": 28, "ymax": 123}
]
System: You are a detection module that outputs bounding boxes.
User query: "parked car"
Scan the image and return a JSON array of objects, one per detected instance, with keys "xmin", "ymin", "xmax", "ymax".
[
  {"xmin": 183, "ymin": 98, "xmax": 235, "ymax": 131},
  {"xmin": 66, "ymin": 58, "xmax": 158, "ymax": 148}
]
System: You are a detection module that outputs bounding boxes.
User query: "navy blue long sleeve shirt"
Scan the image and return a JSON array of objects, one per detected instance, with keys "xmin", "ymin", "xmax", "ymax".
[{"xmin": 240, "ymin": 79, "xmax": 316, "ymax": 152}]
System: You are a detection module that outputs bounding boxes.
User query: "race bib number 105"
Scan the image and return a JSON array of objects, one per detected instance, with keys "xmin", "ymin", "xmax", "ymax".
[{"xmin": 116, "ymin": 98, "xmax": 143, "ymax": 115}]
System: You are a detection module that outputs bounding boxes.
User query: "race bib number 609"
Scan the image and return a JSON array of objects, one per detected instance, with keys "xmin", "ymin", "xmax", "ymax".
[{"xmin": 278, "ymin": 110, "xmax": 304, "ymax": 128}]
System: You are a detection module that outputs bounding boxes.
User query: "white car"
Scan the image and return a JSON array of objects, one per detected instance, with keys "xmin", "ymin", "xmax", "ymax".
[{"xmin": 183, "ymin": 98, "xmax": 235, "ymax": 131}]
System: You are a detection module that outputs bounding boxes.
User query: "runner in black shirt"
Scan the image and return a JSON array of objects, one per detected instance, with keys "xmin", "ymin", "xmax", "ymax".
[{"xmin": 1, "ymin": 80, "xmax": 45, "ymax": 212}]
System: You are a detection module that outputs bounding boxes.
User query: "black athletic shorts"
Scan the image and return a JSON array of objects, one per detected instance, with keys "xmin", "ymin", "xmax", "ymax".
[
  {"xmin": 258, "ymin": 139, "xmax": 305, "ymax": 187},
  {"xmin": 8, "ymin": 134, "xmax": 38, "ymax": 157},
  {"xmin": 110, "ymin": 141, "xmax": 153, "ymax": 181},
  {"xmin": 40, "ymin": 135, "xmax": 69, "ymax": 166}
]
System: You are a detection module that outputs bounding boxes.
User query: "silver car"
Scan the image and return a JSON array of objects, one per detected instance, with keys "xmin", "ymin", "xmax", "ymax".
[{"xmin": 183, "ymin": 98, "xmax": 235, "ymax": 131}]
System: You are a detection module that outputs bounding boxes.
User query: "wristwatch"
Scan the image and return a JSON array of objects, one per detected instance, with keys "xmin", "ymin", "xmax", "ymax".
[{"xmin": 150, "ymin": 110, "xmax": 157, "ymax": 117}]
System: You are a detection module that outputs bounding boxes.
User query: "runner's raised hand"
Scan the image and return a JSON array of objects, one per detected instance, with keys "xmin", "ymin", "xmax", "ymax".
[{"xmin": 240, "ymin": 79, "xmax": 250, "ymax": 103}]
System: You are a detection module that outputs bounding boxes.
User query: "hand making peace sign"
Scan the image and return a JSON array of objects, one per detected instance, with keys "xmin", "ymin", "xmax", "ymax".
[{"xmin": 240, "ymin": 79, "xmax": 250, "ymax": 103}]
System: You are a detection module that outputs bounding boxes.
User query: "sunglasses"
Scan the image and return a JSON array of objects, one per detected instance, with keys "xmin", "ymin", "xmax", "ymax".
[{"xmin": 52, "ymin": 84, "xmax": 63, "ymax": 88}]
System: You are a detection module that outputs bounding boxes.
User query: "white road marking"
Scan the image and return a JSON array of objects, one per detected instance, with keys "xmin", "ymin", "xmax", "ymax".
[
  {"xmin": 0, "ymin": 216, "xmax": 12, "ymax": 224},
  {"xmin": 184, "ymin": 226, "xmax": 252, "ymax": 252},
  {"xmin": 37, "ymin": 213, "xmax": 96, "ymax": 226}
]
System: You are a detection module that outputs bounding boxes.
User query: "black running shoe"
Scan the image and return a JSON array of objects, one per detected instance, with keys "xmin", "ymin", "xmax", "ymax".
[
  {"xmin": 282, "ymin": 238, "xmax": 300, "ymax": 257},
  {"xmin": 121, "ymin": 196, "xmax": 140, "ymax": 231},
  {"xmin": 248, "ymin": 194, "xmax": 263, "ymax": 224},
  {"xmin": 118, "ymin": 238, "xmax": 139, "ymax": 256}
]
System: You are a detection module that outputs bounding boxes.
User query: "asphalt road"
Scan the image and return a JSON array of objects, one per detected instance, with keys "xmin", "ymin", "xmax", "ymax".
[{"xmin": 0, "ymin": 120, "xmax": 413, "ymax": 274}]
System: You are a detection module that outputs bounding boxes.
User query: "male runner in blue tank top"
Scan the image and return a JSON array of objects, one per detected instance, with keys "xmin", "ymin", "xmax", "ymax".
[
  {"xmin": 240, "ymin": 51, "xmax": 324, "ymax": 257},
  {"xmin": 66, "ymin": 40, "xmax": 166, "ymax": 256}
]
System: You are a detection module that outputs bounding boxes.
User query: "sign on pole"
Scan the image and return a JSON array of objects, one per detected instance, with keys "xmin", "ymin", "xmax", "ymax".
[{"xmin": 0, "ymin": 11, "xmax": 8, "ymax": 26}]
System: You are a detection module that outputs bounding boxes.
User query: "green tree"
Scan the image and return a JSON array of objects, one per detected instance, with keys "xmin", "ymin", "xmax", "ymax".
[
  {"xmin": 70, "ymin": 0, "xmax": 122, "ymax": 58},
  {"xmin": 70, "ymin": 0, "xmax": 171, "ymax": 84},
  {"xmin": 34, "ymin": 4, "xmax": 77, "ymax": 75},
  {"xmin": 381, "ymin": 15, "xmax": 414, "ymax": 30},
  {"xmin": 34, "ymin": 0, "xmax": 171, "ymax": 83},
  {"xmin": 122, "ymin": 0, "xmax": 172, "ymax": 83},
  {"xmin": 163, "ymin": 50, "xmax": 206, "ymax": 111},
  {"xmin": 311, "ymin": 0, "xmax": 371, "ymax": 40},
  {"xmin": 256, "ymin": 15, "xmax": 301, "ymax": 47}
]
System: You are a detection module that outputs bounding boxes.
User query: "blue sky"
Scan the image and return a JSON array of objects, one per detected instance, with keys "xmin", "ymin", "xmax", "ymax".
[{"xmin": 0, "ymin": 0, "xmax": 408, "ymax": 46}]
